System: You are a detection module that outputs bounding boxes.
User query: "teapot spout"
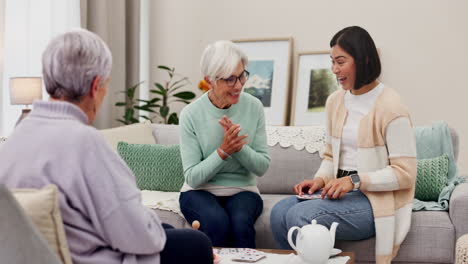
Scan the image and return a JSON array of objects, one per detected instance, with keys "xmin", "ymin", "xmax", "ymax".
[{"xmin": 330, "ymin": 222, "xmax": 339, "ymax": 247}]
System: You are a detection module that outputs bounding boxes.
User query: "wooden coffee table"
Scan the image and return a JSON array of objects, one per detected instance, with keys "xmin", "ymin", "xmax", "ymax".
[{"xmin": 256, "ymin": 249, "xmax": 355, "ymax": 264}]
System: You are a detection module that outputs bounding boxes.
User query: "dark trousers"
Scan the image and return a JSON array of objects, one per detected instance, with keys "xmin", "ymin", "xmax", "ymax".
[
  {"xmin": 160, "ymin": 223, "xmax": 213, "ymax": 264},
  {"xmin": 179, "ymin": 190, "xmax": 263, "ymax": 248}
]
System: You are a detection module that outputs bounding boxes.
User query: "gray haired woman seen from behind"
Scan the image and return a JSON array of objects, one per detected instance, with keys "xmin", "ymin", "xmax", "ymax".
[{"xmin": 0, "ymin": 29, "xmax": 213, "ymax": 264}]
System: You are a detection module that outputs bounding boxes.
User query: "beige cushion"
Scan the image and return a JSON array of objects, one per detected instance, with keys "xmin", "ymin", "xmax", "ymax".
[
  {"xmin": 12, "ymin": 185, "xmax": 72, "ymax": 264},
  {"xmin": 100, "ymin": 120, "xmax": 156, "ymax": 150}
]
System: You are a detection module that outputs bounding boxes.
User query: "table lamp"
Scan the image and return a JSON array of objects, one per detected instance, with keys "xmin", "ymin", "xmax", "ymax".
[{"xmin": 10, "ymin": 77, "xmax": 43, "ymax": 125}]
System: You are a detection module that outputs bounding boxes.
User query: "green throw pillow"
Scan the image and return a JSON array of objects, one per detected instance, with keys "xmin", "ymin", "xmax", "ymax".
[
  {"xmin": 415, "ymin": 154, "xmax": 449, "ymax": 201},
  {"xmin": 117, "ymin": 142, "xmax": 185, "ymax": 192}
]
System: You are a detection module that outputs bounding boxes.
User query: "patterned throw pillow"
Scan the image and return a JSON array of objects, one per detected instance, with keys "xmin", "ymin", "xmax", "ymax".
[
  {"xmin": 415, "ymin": 154, "xmax": 449, "ymax": 201},
  {"xmin": 100, "ymin": 121, "xmax": 156, "ymax": 151},
  {"xmin": 12, "ymin": 185, "xmax": 73, "ymax": 264},
  {"xmin": 117, "ymin": 142, "xmax": 185, "ymax": 192}
]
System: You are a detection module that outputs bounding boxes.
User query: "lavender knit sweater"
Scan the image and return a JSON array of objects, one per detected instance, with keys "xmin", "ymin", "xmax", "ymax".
[{"xmin": 0, "ymin": 101, "xmax": 166, "ymax": 264}]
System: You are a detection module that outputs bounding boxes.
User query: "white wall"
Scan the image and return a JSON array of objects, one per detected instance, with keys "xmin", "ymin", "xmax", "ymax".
[
  {"xmin": 149, "ymin": 0, "xmax": 468, "ymax": 175},
  {"xmin": 1, "ymin": 0, "xmax": 80, "ymax": 136}
]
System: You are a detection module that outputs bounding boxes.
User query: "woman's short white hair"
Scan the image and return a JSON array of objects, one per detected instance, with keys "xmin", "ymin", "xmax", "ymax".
[
  {"xmin": 42, "ymin": 29, "xmax": 112, "ymax": 102},
  {"xmin": 200, "ymin": 40, "xmax": 248, "ymax": 81}
]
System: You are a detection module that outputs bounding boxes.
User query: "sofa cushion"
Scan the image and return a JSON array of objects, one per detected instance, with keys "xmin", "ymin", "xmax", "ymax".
[
  {"xmin": 415, "ymin": 154, "xmax": 449, "ymax": 201},
  {"xmin": 118, "ymin": 142, "xmax": 185, "ymax": 192},
  {"xmin": 0, "ymin": 185, "xmax": 62, "ymax": 264},
  {"xmin": 152, "ymin": 124, "xmax": 180, "ymax": 145},
  {"xmin": 258, "ymin": 146, "xmax": 321, "ymax": 194},
  {"xmin": 100, "ymin": 120, "xmax": 156, "ymax": 150},
  {"xmin": 12, "ymin": 185, "xmax": 72, "ymax": 264}
]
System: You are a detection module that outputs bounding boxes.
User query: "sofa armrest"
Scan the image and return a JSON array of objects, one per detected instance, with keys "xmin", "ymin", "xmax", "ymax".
[{"xmin": 449, "ymin": 181, "xmax": 468, "ymax": 239}]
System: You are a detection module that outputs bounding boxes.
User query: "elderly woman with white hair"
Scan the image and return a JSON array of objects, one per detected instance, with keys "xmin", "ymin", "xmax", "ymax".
[
  {"xmin": 0, "ymin": 29, "xmax": 213, "ymax": 264},
  {"xmin": 178, "ymin": 40, "xmax": 271, "ymax": 248}
]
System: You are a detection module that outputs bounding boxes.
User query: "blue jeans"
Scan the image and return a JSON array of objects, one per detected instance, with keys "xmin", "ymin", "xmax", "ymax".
[
  {"xmin": 179, "ymin": 190, "xmax": 263, "ymax": 248},
  {"xmin": 270, "ymin": 190, "xmax": 375, "ymax": 249}
]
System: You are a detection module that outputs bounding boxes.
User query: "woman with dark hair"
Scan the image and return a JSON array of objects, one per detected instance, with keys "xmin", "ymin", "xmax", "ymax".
[{"xmin": 270, "ymin": 26, "xmax": 416, "ymax": 264}]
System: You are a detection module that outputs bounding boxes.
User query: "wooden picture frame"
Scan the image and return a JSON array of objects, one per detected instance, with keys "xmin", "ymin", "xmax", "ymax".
[{"xmin": 233, "ymin": 37, "xmax": 293, "ymax": 126}]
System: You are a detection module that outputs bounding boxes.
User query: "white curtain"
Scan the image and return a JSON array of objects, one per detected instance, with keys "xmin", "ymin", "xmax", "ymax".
[
  {"xmin": 0, "ymin": 0, "xmax": 80, "ymax": 136},
  {"xmin": 80, "ymin": 0, "xmax": 141, "ymax": 129}
]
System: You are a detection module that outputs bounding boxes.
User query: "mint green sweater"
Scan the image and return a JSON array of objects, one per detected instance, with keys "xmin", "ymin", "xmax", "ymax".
[{"xmin": 179, "ymin": 92, "xmax": 270, "ymax": 189}]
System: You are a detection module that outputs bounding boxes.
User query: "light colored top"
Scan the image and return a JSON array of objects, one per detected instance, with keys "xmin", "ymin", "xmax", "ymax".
[
  {"xmin": 315, "ymin": 86, "xmax": 417, "ymax": 264},
  {"xmin": 0, "ymin": 101, "xmax": 166, "ymax": 264},
  {"xmin": 340, "ymin": 83, "xmax": 384, "ymax": 170},
  {"xmin": 179, "ymin": 92, "xmax": 270, "ymax": 196}
]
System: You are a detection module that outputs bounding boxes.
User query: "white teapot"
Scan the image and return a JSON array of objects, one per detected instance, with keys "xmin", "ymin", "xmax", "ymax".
[{"xmin": 287, "ymin": 219, "xmax": 339, "ymax": 264}]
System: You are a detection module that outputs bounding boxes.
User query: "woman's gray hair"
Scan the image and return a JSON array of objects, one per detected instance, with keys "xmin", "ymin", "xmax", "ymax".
[
  {"xmin": 200, "ymin": 40, "xmax": 248, "ymax": 81},
  {"xmin": 42, "ymin": 29, "xmax": 112, "ymax": 102}
]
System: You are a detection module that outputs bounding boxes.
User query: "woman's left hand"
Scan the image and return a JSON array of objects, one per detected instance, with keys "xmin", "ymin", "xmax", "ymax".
[
  {"xmin": 321, "ymin": 176, "xmax": 354, "ymax": 199},
  {"xmin": 219, "ymin": 116, "xmax": 233, "ymax": 132}
]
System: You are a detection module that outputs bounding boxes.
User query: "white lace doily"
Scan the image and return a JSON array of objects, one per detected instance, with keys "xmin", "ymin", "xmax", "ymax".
[
  {"xmin": 266, "ymin": 126, "xmax": 326, "ymax": 154},
  {"xmin": 141, "ymin": 190, "xmax": 183, "ymax": 216}
]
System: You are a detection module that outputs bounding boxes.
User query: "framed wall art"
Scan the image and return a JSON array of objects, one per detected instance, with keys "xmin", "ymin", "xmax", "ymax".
[
  {"xmin": 233, "ymin": 37, "xmax": 293, "ymax": 126},
  {"xmin": 291, "ymin": 51, "xmax": 338, "ymax": 126}
]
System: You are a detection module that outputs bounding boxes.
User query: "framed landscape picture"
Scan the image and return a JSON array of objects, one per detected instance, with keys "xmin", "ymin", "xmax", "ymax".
[
  {"xmin": 233, "ymin": 37, "xmax": 293, "ymax": 126},
  {"xmin": 291, "ymin": 51, "xmax": 338, "ymax": 126}
]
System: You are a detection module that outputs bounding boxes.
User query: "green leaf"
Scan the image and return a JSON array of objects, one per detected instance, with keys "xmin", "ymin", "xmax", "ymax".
[
  {"xmin": 125, "ymin": 108, "xmax": 135, "ymax": 120},
  {"xmin": 158, "ymin": 65, "xmax": 172, "ymax": 71},
  {"xmin": 126, "ymin": 86, "xmax": 137, "ymax": 100},
  {"xmin": 150, "ymin": 89, "xmax": 165, "ymax": 96},
  {"xmin": 130, "ymin": 117, "xmax": 139, "ymax": 123},
  {"xmin": 139, "ymin": 115, "xmax": 151, "ymax": 120},
  {"xmin": 173, "ymin": 91, "xmax": 196, "ymax": 100},
  {"xmin": 171, "ymin": 99, "xmax": 191, "ymax": 104},
  {"xmin": 160, "ymin": 106, "xmax": 169, "ymax": 118},
  {"xmin": 115, "ymin": 102, "xmax": 127, "ymax": 106},
  {"xmin": 124, "ymin": 81, "xmax": 143, "ymax": 100},
  {"xmin": 168, "ymin": 113, "xmax": 179, "ymax": 124},
  {"xmin": 150, "ymin": 98, "xmax": 161, "ymax": 103},
  {"xmin": 134, "ymin": 106, "xmax": 156, "ymax": 113},
  {"xmin": 154, "ymin": 82, "xmax": 166, "ymax": 93},
  {"xmin": 136, "ymin": 99, "xmax": 151, "ymax": 103}
]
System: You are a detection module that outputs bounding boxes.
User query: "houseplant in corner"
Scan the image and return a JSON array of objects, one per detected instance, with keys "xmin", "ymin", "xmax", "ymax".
[{"xmin": 115, "ymin": 65, "xmax": 196, "ymax": 125}]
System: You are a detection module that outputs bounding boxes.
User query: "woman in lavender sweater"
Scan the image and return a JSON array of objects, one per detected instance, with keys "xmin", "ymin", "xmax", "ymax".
[{"xmin": 0, "ymin": 29, "xmax": 212, "ymax": 264}]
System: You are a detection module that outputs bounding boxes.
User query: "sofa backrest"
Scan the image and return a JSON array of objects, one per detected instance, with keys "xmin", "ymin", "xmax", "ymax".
[{"xmin": 152, "ymin": 124, "xmax": 459, "ymax": 195}]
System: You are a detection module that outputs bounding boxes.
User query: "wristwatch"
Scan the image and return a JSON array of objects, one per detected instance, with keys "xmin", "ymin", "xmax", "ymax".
[{"xmin": 350, "ymin": 173, "xmax": 361, "ymax": 190}]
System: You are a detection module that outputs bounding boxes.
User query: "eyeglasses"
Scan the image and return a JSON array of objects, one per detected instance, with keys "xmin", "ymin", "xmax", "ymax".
[{"xmin": 219, "ymin": 70, "xmax": 250, "ymax": 87}]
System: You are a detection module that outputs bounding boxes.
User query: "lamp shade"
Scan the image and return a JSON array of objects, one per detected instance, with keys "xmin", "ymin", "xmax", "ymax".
[{"xmin": 10, "ymin": 77, "xmax": 43, "ymax": 105}]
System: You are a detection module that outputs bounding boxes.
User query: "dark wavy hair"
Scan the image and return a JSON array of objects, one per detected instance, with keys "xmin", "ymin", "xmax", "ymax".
[{"xmin": 330, "ymin": 26, "xmax": 381, "ymax": 90}]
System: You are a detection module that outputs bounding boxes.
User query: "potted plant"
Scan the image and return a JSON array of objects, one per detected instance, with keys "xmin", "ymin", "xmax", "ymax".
[{"xmin": 115, "ymin": 65, "xmax": 196, "ymax": 125}]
